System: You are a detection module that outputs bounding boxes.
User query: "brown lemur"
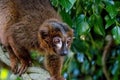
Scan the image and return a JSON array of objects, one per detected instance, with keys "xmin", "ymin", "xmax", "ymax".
[{"xmin": 0, "ymin": 0, "xmax": 73, "ymax": 80}]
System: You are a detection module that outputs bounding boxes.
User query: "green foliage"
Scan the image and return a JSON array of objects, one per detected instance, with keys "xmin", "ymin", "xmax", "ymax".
[
  {"xmin": 51, "ymin": 0, "xmax": 120, "ymax": 80},
  {"xmin": 112, "ymin": 26, "xmax": 120, "ymax": 44}
]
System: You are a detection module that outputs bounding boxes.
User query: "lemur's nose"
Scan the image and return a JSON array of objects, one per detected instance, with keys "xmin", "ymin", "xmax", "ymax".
[{"xmin": 61, "ymin": 50, "xmax": 68, "ymax": 56}]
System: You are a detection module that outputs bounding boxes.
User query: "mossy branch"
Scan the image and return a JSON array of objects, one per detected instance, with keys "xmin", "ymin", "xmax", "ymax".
[{"xmin": 0, "ymin": 45, "xmax": 50, "ymax": 80}]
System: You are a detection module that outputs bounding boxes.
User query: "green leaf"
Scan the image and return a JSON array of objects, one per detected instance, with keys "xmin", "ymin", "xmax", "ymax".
[
  {"xmin": 95, "ymin": 16, "xmax": 105, "ymax": 36},
  {"xmin": 59, "ymin": 0, "xmax": 71, "ymax": 12},
  {"xmin": 89, "ymin": 14, "xmax": 95, "ymax": 26},
  {"xmin": 76, "ymin": 5, "xmax": 82, "ymax": 15},
  {"xmin": 77, "ymin": 21, "xmax": 90, "ymax": 35},
  {"xmin": 74, "ymin": 14, "xmax": 86, "ymax": 35},
  {"xmin": 92, "ymin": 14, "xmax": 105, "ymax": 36},
  {"xmin": 60, "ymin": 10, "xmax": 72, "ymax": 26},
  {"xmin": 76, "ymin": 0, "xmax": 82, "ymax": 15},
  {"xmin": 95, "ymin": 0, "xmax": 101, "ymax": 4},
  {"xmin": 59, "ymin": 0, "xmax": 76, "ymax": 12},
  {"xmin": 112, "ymin": 26, "xmax": 120, "ymax": 44},
  {"xmin": 92, "ymin": 4, "xmax": 101, "ymax": 14},
  {"xmin": 111, "ymin": 60, "xmax": 119, "ymax": 75},
  {"xmin": 81, "ymin": 60, "xmax": 90, "ymax": 73},
  {"xmin": 115, "ymin": 1, "xmax": 120, "ymax": 8},
  {"xmin": 76, "ymin": 14, "xmax": 85, "ymax": 23},
  {"xmin": 105, "ymin": 15, "xmax": 115, "ymax": 29},
  {"xmin": 51, "ymin": 0, "xmax": 59, "ymax": 7},
  {"xmin": 94, "ymin": 26, "xmax": 105, "ymax": 36},
  {"xmin": 106, "ymin": 5, "xmax": 118, "ymax": 19},
  {"xmin": 69, "ymin": 0, "xmax": 76, "ymax": 5}
]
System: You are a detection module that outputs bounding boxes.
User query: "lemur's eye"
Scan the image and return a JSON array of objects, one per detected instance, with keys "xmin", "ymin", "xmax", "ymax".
[
  {"xmin": 67, "ymin": 37, "xmax": 72, "ymax": 44},
  {"xmin": 53, "ymin": 37, "xmax": 61, "ymax": 44}
]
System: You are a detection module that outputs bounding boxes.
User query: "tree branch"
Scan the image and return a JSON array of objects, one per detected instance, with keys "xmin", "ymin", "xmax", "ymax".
[
  {"xmin": 102, "ymin": 35, "xmax": 113, "ymax": 80},
  {"xmin": 0, "ymin": 45, "xmax": 50, "ymax": 80}
]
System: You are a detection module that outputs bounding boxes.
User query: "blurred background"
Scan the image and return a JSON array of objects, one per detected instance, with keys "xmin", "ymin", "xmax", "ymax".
[{"xmin": 0, "ymin": 0, "xmax": 120, "ymax": 80}]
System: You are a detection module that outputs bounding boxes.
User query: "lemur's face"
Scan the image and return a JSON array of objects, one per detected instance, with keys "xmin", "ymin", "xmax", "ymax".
[
  {"xmin": 39, "ymin": 19, "xmax": 73, "ymax": 56},
  {"xmin": 52, "ymin": 36, "xmax": 72, "ymax": 56}
]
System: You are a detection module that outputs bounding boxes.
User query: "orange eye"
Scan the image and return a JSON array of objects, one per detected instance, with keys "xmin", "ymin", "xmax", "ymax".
[
  {"xmin": 67, "ymin": 37, "xmax": 71, "ymax": 44},
  {"xmin": 53, "ymin": 37, "xmax": 61, "ymax": 44}
]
